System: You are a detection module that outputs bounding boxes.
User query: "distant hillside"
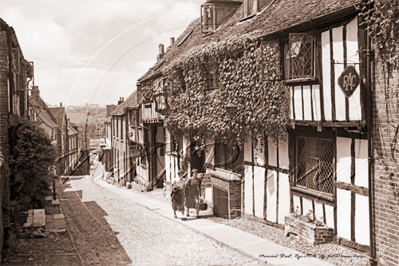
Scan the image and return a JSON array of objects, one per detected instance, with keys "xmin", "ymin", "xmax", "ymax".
[{"xmin": 66, "ymin": 106, "xmax": 106, "ymax": 141}]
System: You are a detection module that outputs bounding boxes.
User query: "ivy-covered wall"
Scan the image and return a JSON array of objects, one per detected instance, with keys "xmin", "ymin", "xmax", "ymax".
[{"xmin": 163, "ymin": 35, "xmax": 290, "ymax": 145}]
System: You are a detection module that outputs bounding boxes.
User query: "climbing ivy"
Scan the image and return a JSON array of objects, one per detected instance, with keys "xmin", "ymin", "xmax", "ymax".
[
  {"xmin": 163, "ymin": 35, "xmax": 290, "ymax": 146},
  {"xmin": 359, "ymin": 0, "xmax": 399, "ymax": 63}
]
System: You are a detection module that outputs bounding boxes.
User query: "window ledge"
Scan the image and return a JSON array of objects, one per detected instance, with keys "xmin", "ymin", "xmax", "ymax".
[
  {"xmin": 291, "ymin": 186, "xmax": 333, "ymax": 203},
  {"xmin": 284, "ymin": 77, "xmax": 319, "ymax": 85}
]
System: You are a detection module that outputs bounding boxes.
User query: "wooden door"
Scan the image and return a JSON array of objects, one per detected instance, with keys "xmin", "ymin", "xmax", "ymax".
[{"xmin": 213, "ymin": 187, "xmax": 228, "ymax": 217}]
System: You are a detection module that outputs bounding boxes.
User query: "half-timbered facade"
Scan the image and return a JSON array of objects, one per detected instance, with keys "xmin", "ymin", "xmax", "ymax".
[{"xmin": 133, "ymin": 0, "xmax": 391, "ymax": 260}]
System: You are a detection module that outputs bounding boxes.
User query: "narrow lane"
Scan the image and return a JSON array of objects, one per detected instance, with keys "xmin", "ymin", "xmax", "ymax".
[{"xmin": 60, "ymin": 176, "xmax": 261, "ymax": 265}]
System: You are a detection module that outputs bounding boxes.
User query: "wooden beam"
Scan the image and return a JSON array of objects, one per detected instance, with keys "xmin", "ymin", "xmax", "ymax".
[
  {"xmin": 291, "ymin": 186, "xmax": 334, "ymax": 205},
  {"xmin": 330, "ymin": 28, "xmax": 336, "ymax": 121},
  {"xmin": 264, "ymin": 134, "xmax": 268, "ymax": 220},
  {"xmin": 276, "ymin": 134, "xmax": 280, "ymax": 223},
  {"xmin": 335, "ymin": 181, "xmax": 368, "ymax": 197},
  {"xmin": 338, "ymin": 237, "xmax": 371, "ymax": 253},
  {"xmin": 344, "ymin": 24, "xmax": 349, "ymax": 122},
  {"xmin": 252, "ymin": 139, "xmax": 255, "ymax": 216},
  {"xmin": 351, "ymin": 138, "xmax": 356, "ymax": 242}
]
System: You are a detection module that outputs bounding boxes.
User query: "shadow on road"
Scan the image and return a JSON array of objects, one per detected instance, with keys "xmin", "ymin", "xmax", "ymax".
[{"xmin": 59, "ymin": 179, "xmax": 132, "ymax": 265}]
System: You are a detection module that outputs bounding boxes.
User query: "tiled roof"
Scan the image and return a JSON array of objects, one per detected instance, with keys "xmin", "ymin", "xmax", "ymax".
[
  {"xmin": 29, "ymin": 96, "xmax": 57, "ymax": 122},
  {"xmin": 68, "ymin": 124, "xmax": 78, "ymax": 135},
  {"xmin": 110, "ymin": 90, "xmax": 138, "ymax": 116},
  {"xmin": 48, "ymin": 107, "xmax": 67, "ymax": 129},
  {"xmin": 138, "ymin": 0, "xmax": 360, "ymax": 81},
  {"xmin": 38, "ymin": 112, "xmax": 59, "ymax": 129}
]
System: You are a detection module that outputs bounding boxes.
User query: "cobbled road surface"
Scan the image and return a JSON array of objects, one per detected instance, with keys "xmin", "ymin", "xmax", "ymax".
[{"xmin": 61, "ymin": 176, "xmax": 261, "ymax": 266}]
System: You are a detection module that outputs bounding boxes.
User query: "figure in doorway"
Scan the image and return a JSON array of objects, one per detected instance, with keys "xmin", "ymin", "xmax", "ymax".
[{"xmin": 185, "ymin": 168, "xmax": 201, "ymax": 218}]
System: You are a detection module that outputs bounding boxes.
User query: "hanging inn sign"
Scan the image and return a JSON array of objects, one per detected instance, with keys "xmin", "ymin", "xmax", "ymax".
[{"xmin": 338, "ymin": 65, "xmax": 360, "ymax": 98}]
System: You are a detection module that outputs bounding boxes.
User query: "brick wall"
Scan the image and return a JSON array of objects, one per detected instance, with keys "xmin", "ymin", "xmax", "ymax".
[
  {"xmin": 0, "ymin": 31, "xmax": 9, "ymax": 158},
  {"xmin": 0, "ymin": 29, "xmax": 9, "ymax": 264},
  {"xmin": 210, "ymin": 174, "xmax": 241, "ymax": 219},
  {"xmin": 373, "ymin": 52, "xmax": 399, "ymax": 266}
]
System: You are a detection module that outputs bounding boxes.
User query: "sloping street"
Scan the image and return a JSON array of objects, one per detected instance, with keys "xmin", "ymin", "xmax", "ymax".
[{"xmin": 60, "ymin": 176, "xmax": 261, "ymax": 266}]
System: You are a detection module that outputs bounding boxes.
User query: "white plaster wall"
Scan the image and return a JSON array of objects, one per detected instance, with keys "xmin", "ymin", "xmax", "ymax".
[
  {"xmin": 302, "ymin": 198, "xmax": 313, "ymax": 215},
  {"xmin": 322, "ymin": 30, "xmax": 332, "ymax": 121},
  {"xmin": 333, "ymin": 26, "xmax": 345, "ymax": 121},
  {"xmin": 293, "ymin": 195, "xmax": 301, "ymax": 214},
  {"xmin": 314, "ymin": 202, "xmax": 324, "ymax": 222},
  {"xmin": 355, "ymin": 139, "xmax": 368, "ymax": 188},
  {"xmin": 294, "ymin": 86, "xmax": 303, "ymax": 120},
  {"xmin": 312, "ymin": 85, "xmax": 322, "ymax": 121},
  {"xmin": 244, "ymin": 138, "xmax": 252, "ymax": 161},
  {"xmin": 325, "ymin": 204, "xmax": 335, "ymax": 229},
  {"xmin": 337, "ymin": 188, "xmax": 351, "ymax": 240},
  {"xmin": 278, "ymin": 173, "xmax": 290, "ymax": 224},
  {"xmin": 254, "ymin": 138, "xmax": 265, "ymax": 166},
  {"xmin": 268, "ymin": 138, "xmax": 277, "ymax": 167},
  {"xmin": 245, "ymin": 165, "xmax": 253, "ymax": 215},
  {"xmin": 355, "ymin": 194, "xmax": 370, "ymax": 245},
  {"xmin": 303, "ymin": 85, "xmax": 312, "ymax": 120},
  {"xmin": 254, "ymin": 166, "xmax": 265, "ymax": 218},
  {"xmin": 347, "ymin": 17, "xmax": 362, "ymax": 121},
  {"xmin": 205, "ymin": 187, "xmax": 212, "ymax": 203},
  {"xmin": 279, "ymin": 137, "xmax": 289, "ymax": 170},
  {"xmin": 266, "ymin": 169, "xmax": 277, "ymax": 223},
  {"xmin": 165, "ymin": 155, "xmax": 170, "ymax": 182},
  {"xmin": 337, "ymin": 137, "xmax": 351, "ymax": 183},
  {"xmin": 205, "ymin": 138, "xmax": 215, "ymax": 167}
]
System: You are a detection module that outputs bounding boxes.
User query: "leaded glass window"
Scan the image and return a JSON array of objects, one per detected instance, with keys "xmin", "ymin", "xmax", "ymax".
[
  {"xmin": 296, "ymin": 137, "xmax": 334, "ymax": 194},
  {"xmin": 286, "ymin": 33, "xmax": 314, "ymax": 79}
]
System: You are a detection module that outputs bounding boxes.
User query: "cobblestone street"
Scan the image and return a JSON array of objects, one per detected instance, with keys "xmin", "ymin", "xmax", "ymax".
[{"xmin": 60, "ymin": 176, "xmax": 261, "ymax": 266}]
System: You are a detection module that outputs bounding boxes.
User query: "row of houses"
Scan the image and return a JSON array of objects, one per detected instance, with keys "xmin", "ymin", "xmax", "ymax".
[
  {"xmin": 101, "ymin": 1, "xmax": 399, "ymax": 265},
  {"xmin": 0, "ymin": 17, "xmax": 89, "ymax": 260}
]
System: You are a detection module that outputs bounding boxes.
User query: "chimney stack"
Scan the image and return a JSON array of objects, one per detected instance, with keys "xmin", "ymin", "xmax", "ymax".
[
  {"xmin": 157, "ymin": 44, "xmax": 164, "ymax": 60},
  {"xmin": 31, "ymin": 85, "xmax": 40, "ymax": 97},
  {"xmin": 170, "ymin": 37, "xmax": 175, "ymax": 46},
  {"xmin": 118, "ymin": 97, "xmax": 124, "ymax": 105},
  {"xmin": 60, "ymin": 102, "xmax": 62, "ymax": 107}
]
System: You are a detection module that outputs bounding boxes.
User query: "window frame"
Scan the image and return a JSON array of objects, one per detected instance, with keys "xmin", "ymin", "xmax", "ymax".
[
  {"xmin": 243, "ymin": 0, "xmax": 259, "ymax": 18},
  {"xmin": 206, "ymin": 59, "xmax": 219, "ymax": 91},
  {"xmin": 284, "ymin": 32, "xmax": 317, "ymax": 82},
  {"xmin": 201, "ymin": 3, "xmax": 216, "ymax": 33},
  {"xmin": 294, "ymin": 135, "xmax": 334, "ymax": 196}
]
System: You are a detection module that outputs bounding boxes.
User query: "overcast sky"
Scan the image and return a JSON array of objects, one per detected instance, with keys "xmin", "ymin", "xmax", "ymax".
[{"xmin": 2, "ymin": 0, "xmax": 204, "ymax": 107}]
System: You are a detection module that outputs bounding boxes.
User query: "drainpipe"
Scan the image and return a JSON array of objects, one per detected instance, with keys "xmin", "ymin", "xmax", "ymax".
[{"xmin": 366, "ymin": 17, "xmax": 377, "ymax": 266}]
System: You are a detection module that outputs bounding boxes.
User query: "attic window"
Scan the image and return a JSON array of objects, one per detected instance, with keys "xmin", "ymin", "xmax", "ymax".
[
  {"xmin": 243, "ymin": 0, "xmax": 259, "ymax": 18},
  {"xmin": 201, "ymin": 3, "xmax": 215, "ymax": 33}
]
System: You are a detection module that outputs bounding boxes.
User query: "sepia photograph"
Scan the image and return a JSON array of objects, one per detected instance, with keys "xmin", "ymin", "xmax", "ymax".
[{"xmin": 0, "ymin": 0, "xmax": 398, "ymax": 265}]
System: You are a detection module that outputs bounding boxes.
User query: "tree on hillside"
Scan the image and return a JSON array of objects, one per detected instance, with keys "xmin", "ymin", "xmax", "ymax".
[{"xmin": 9, "ymin": 123, "xmax": 56, "ymax": 210}]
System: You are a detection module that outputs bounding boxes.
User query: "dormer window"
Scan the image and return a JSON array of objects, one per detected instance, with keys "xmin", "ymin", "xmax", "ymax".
[
  {"xmin": 243, "ymin": 0, "xmax": 259, "ymax": 18},
  {"xmin": 201, "ymin": 3, "xmax": 215, "ymax": 33}
]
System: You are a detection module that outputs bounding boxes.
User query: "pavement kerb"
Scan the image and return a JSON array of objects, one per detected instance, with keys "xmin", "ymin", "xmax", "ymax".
[
  {"xmin": 89, "ymin": 177, "xmax": 271, "ymax": 265},
  {"xmin": 89, "ymin": 176, "xmax": 335, "ymax": 266}
]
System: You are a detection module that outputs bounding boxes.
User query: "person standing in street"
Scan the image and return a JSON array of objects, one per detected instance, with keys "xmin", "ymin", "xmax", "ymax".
[
  {"xmin": 185, "ymin": 168, "xmax": 201, "ymax": 218},
  {"xmin": 172, "ymin": 170, "xmax": 187, "ymax": 218}
]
